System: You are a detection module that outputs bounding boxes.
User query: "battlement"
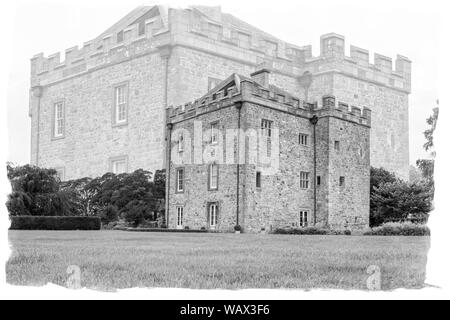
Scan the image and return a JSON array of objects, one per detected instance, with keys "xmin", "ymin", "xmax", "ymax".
[
  {"xmin": 167, "ymin": 82, "xmax": 241, "ymax": 122},
  {"xmin": 167, "ymin": 74, "xmax": 371, "ymax": 128},
  {"xmin": 30, "ymin": 13, "xmax": 169, "ymax": 87},
  {"xmin": 30, "ymin": 6, "xmax": 411, "ymax": 94}
]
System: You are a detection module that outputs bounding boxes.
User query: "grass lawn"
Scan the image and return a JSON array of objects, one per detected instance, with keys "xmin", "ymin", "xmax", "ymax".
[{"xmin": 7, "ymin": 230, "xmax": 430, "ymax": 290}]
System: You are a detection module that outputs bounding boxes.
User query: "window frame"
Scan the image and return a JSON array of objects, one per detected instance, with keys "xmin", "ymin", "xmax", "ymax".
[
  {"xmin": 52, "ymin": 101, "xmax": 65, "ymax": 139},
  {"xmin": 256, "ymin": 171, "xmax": 262, "ymax": 189},
  {"xmin": 109, "ymin": 156, "xmax": 128, "ymax": 174},
  {"xmin": 339, "ymin": 176, "xmax": 346, "ymax": 187},
  {"xmin": 176, "ymin": 206, "xmax": 184, "ymax": 229},
  {"xmin": 176, "ymin": 168, "xmax": 185, "ymax": 193},
  {"xmin": 210, "ymin": 121, "xmax": 219, "ymax": 145},
  {"xmin": 300, "ymin": 171, "xmax": 310, "ymax": 189},
  {"xmin": 334, "ymin": 140, "xmax": 340, "ymax": 152},
  {"xmin": 299, "ymin": 210, "xmax": 309, "ymax": 228},
  {"xmin": 299, "ymin": 133, "xmax": 309, "ymax": 146},
  {"xmin": 112, "ymin": 82, "xmax": 129, "ymax": 127},
  {"xmin": 208, "ymin": 163, "xmax": 219, "ymax": 191},
  {"xmin": 208, "ymin": 202, "xmax": 219, "ymax": 230}
]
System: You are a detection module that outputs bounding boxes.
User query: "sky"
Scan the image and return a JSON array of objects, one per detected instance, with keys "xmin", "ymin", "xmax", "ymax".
[{"xmin": 5, "ymin": 0, "xmax": 440, "ymax": 166}]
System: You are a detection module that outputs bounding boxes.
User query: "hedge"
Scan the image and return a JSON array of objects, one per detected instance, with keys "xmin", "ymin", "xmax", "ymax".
[
  {"xmin": 9, "ymin": 216, "xmax": 101, "ymax": 230},
  {"xmin": 363, "ymin": 222, "xmax": 430, "ymax": 236},
  {"xmin": 272, "ymin": 227, "xmax": 351, "ymax": 236}
]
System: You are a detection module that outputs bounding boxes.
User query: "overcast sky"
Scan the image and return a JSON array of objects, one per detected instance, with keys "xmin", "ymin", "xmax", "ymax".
[{"xmin": 5, "ymin": 0, "xmax": 439, "ymax": 166}]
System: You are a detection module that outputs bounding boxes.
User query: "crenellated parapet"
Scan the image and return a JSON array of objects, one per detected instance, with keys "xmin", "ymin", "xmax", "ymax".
[
  {"xmin": 167, "ymin": 74, "xmax": 371, "ymax": 128},
  {"xmin": 30, "ymin": 13, "xmax": 170, "ymax": 87},
  {"xmin": 167, "ymin": 82, "xmax": 241, "ymax": 122},
  {"xmin": 297, "ymin": 33, "xmax": 412, "ymax": 93}
]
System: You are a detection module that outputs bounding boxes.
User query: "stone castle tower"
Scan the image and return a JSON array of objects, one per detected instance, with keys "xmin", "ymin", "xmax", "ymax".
[
  {"xmin": 29, "ymin": 5, "xmax": 411, "ymax": 181},
  {"xmin": 166, "ymin": 72, "xmax": 371, "ymax": 232}
]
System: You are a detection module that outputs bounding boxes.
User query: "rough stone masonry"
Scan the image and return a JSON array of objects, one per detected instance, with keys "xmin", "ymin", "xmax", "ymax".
[
  {"xmin": 166, "ymin": 72, "xmax": 371, "ymax": 232},
  {"xmin": 29, "ymin": 5, "xmax": 411, "ymax": 183}
]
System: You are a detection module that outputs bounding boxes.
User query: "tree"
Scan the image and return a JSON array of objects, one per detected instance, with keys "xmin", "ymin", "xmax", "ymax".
[
  {"xmin": 370, "ymin": 180, "xmax": 432, "ymax": 225},
  {"xmin": 6, "ymin": 164, "xmax": 75, "ymax": 216},
  {"xmin": 423, "ymin": 105, "xmax": 439, "ymax": 155}
]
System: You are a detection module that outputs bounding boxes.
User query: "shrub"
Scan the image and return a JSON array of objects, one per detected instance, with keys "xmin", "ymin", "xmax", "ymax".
[
  {"xmin": 9, "ymin": 216, "xmax": 101, "ymax": 230},
  {"xmin": 234, "ymin": 225, "xmax": 242, "ymax": 232},
  {"xmin": 272, "ymin": 227, "xmax": 328, "ymax": 235},
  {"xmin": 363, "ymin": 222, "xmax": 430, "ymax": 236},
  {"xmin": 100, "ymin": 205, "xmax": 119, "ymax": 224}
]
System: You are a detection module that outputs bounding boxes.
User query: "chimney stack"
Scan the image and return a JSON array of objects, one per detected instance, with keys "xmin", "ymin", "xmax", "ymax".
[{"xmin": 250, "ymin": 69, "xmax": 271, "ymax": 87}]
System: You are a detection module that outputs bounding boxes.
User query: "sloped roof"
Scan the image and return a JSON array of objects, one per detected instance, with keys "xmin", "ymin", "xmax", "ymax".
[{"xmin": 95, "ymin": 5, "xmax": 160, "ymax": 40}]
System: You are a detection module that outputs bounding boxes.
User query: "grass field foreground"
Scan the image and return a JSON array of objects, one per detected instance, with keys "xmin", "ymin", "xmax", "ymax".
[{"xmin": 7, "ymin": 231, "xmax": 430, "ymax": 290}]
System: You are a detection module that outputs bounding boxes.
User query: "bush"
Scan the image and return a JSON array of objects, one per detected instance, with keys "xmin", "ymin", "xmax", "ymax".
[
  {"xmin": 10, "ymin": 216, "xmax": 101, "ymax": 230},
  {"xmin": 363, "ymin": 222, "xmax": 430, "ymax": 236},
  {"xmin": 272, "ymin": 227, "xmax": 328, "ymax": 235},
  {"xmin": 100, "ymin": 205, "xmax": 119, "ymax": 224},
  {"xmin": 272, "ymin": 227, "xmax": 351, "ymax": 235},
  {"xmin": 234, "ymin": 225, "xmax": 242, "ymax": 232}
]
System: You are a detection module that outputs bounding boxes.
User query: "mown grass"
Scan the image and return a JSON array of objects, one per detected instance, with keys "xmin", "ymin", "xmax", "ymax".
[{"xmin": 7, "ymin": 231, "xmax": 430, "ymax": 290}]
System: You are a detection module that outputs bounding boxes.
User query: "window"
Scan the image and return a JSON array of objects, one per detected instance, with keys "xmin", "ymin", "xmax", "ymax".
[
  {"xmin": 178, "ymin": 133, "xmax": 184, "ymax": 152},
  {"xmin": 210, "ymin": 122, "xmax": 219, "ymax": 145},
  {"xmin": 334, "ymin": 140, "xmax": 340, "ymax": 151},
  {"xmin": 317, "ymin": 176, "xmax": 321, "ymax": 186},
  {"xmin": 209, "ymin": 164, "xmax": 219, "ymax": 190},
  {"xmin": 339, "ymin": 176, "xmax": 345, "ymax": 187},
  {"xmin": 261, "ymin": 119, "xmax": 272, "ymax": 137},
  {"xmin": 238, "ymin": 32, "xmax": 251, "ymax": 47},
  {"xmin": 114, "ymin": 84, "xmax": 128, "ymax": 124},
  {"xmin": 209, "ymin": 203, "xmax": 218, "ymax": 229},
  {"xmin": 176, "ymin": 168, "xmax": 184, "ymax": 192},
  {"xmin": 256, "ymin": 171, "xmax": 262, "ymax": 188},
  {"xmin": 300, "ymin": 171, "xmax": 310, "ymax": 189},
  {"xmin": 261, "ymin": 119, "xmax": 273, "ymax": 157},
  {"xmin": 117, "ymin": 30, "xmax": 124, "ymax": 43},
  {"xmin": 299, "ymin": 133, "xmax": 309, "ymax": 146},
  {"xmin": 138, "ymin": 21, "xmax": 146, "ymax": 36},
  {"xmin": 299, "ymin": 211, "xmax": 308, "ymax": 227},
  {"xmin": 53, "ymin": 102, "xmax": 64, "ymax": 138},
  {"xmin": 110, "ymin": 157, "xmax": 127, "ymax": 174},
  {"xmin": 176, "ymin": 206, "xmax": 184, "ymax": 229}
]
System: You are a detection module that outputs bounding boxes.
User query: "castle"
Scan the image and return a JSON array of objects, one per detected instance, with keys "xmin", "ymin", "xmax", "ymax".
[
  {"xmin": 166, "ymin": 72, "xmax": 371, "ymax": 231},
  {"xmin": 28, "ymin": 5, "xmax": 411, "ymax": 182}
]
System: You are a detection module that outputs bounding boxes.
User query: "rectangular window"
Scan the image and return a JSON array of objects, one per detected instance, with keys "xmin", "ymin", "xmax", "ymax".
[
  {"xmin": 300, "ymin": 171, "xmax": 310, "ymax": 189},
  {"xmin": 176, "ymin": 206, "xmax": 184, "ymax": 229},
  {"xmin": 209, "ymin": 203, "xmax": 218, "ymax": 229},
  {"xmin": 209, "ymin": 164, "xmax": 219, "ymax": 190},
  {"xmin": 138, "ymin": 21, "xmax": 146, "ymax": 36},
  {"xmin": 114, "ymin": 84, "xmax": 128, "ymax": 125},
  {"xmin": 110, "ymin": 157, "xmax": 127, "ymax": 174},
  {"xmin": 178, "ymin": 133, "xmax": 184, "ymax": 152},
  {"xmin": 54, "ymin": 102, "xmax": 64, "ymax": 138},
  {"xmin": 299, "ymin": 211, "xmax": 309, "ymax": 227},
  {"xmin": 117, "ymin": 30, "xmax": 124, "ymax": 43},
  {"xmin": 256, "ymin": 171, "xmax": 262, "ymax": 188},
  {"xmin": 261, "ymin": 119, "xmax": 273, "ymax": 157},
  {"xmin": 334, "ymin": 140, "xmax": 340, "ymax": 151},
  {"xmin": 210, "ymin": 122, "xmax": 219, "ymax": 144},
  {"xmin": 261, "ymin": 119, "xmax": 272, "ymax": 137},
  {"xmin": 317, "ymin": 176, "xmax": 321, "ymax": 186},
  {"xmin": 176, "ymin": 168, "xmax": 184, "ymax": 192},
  {"xmin": 299, "ymin": 133, "xmax": 309, "ymax": 146},
  {"xmin": 238, "ymin": 32, "xmax": 251, "ymax": 47},
  {"xmin": 339, "ymin": 176, "xmax": 345, "ymax": 187}
]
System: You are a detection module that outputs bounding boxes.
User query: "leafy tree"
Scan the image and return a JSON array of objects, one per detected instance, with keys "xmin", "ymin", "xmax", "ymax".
[
  {"xmin": 6, "ymin": 164, "xmax": 74, "ymax": 216},
  {"xmin": 370, "ymin": 180, "xmax": 432, "ymax": 225},
  {"xmin": 423, "ymin": 106, "xmax": 439, "ymax": 154}
]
